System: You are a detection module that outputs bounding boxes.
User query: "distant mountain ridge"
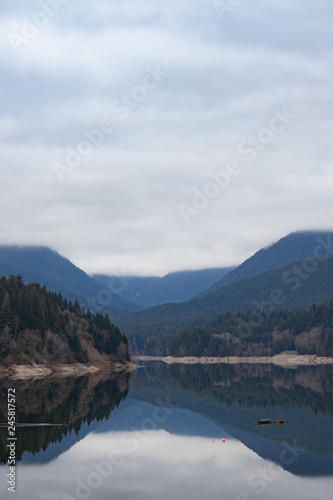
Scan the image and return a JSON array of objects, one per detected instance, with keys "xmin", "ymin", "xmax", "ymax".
[
  {"xmin": 0, "ymin": 246, "xmax": 141, "ymax": 319},
  {"xmin": 93, "ymin": 267, "xmax": 235, "ymax": 308},
  {"xmin": 119, "ymin": 255, "xmax": 333, "ymax": 352},
  {"xmin": 2, "ymin": 231, "xmax": 333, "ymax": 340},
  {"xmin": 0, "ymin": 246, "xmax": 234, "ymax": 316},
  {"xmin": 199, "ymin": 231, "xmax": 333, "ymax": 296}
]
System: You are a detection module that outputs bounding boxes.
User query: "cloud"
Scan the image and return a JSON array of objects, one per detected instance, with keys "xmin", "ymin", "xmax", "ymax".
[
  {"xmin": 0, "ymin": 0, "xmax": 333, "ymax": 275},
  {"xmin": 0, "ymin": 430, "xmax": 329, "ymax": 500}
]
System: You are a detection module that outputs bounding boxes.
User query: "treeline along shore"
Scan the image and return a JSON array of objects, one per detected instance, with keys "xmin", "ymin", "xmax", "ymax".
[{"xmin": 0, "ymin": 275, "xmax": 131, "ymax": 375}]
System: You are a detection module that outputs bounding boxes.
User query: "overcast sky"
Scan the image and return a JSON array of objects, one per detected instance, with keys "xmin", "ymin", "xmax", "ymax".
[{"xmin": 1, "ymin": 0, "xmax": 332, "ymax": 276}]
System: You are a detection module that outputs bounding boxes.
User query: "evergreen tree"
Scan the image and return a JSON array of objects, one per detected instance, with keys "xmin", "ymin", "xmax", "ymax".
[
  {"xmin": 0, "ymin": 292, "xmax": 13, "ymax": 328},
  {"xmin": 0, "ymin": 275, "xmax": 129, "ymax": 364}
]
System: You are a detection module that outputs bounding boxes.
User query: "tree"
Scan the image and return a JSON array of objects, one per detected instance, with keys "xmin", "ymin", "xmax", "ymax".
[{"xmin": 0, "ymin": 292, "xmax": 13, "ymax": 328}]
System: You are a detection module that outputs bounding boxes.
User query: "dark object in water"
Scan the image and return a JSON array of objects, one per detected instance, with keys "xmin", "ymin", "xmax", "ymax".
[
  {"xmin": 258, "ymin": 419, "xmax": 273, "ymax": 425},
  {"xmin": 258, "ymin": 416, "xmax": 291, "ymax": 427}
]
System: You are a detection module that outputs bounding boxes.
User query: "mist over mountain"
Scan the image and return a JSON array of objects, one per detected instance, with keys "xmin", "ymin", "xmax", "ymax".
[
  {"xmin": 2, "ymin": 230, "xmax": 333, "ymax": 354},
  {"xmin": 119, "ymin": 255, "xmax": 333, "ymax": 341},
  {"xmin": 93, "ymin": 267, "xmax": 234, "ymax": 308},
  {"xmin": 199, "ymin": 231, "xmax": 333, "ymax": 297},
  {"xmin": 118, "ymin": 235, "xmax": 333, "ymax": 353},
  {"xmin": 0, "ymin": 246, "xmax": 141, "ymax": 320}
]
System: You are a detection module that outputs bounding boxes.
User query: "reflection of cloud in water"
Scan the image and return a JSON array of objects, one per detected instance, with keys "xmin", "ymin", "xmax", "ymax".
[{"xmin": 0, "ymin": 431, "xmax": 332, "ymax": 500}]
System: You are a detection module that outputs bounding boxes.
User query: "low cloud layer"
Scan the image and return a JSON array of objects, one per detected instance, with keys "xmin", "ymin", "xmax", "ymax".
[{"xmin": 1, "ymin": 0, "xmax": 332, "ymax": 275}]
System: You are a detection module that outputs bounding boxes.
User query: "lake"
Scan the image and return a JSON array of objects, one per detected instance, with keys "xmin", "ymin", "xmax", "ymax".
[{"xmin": 0, "ymin": 362, "xmax": 333, "ymax": 499}]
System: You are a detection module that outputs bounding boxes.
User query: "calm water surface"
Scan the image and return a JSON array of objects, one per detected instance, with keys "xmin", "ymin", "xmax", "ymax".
[{"xmin": 0, "ymin": 362, "xmax": 333, "ymax": 499}]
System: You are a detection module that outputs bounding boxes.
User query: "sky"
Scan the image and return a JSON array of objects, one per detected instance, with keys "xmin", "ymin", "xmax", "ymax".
[{"xmin": 0, "ymin": 0, "xmax": 333, "ymax": 276}]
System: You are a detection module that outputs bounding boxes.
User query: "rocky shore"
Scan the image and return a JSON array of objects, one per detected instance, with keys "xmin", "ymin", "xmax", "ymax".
[
  {"xmin": 134, "ymin": 353, "xmax": 333, "ymax": 368},
  {"xmin": 0, "ymin": 361, "xmax": 138, "ymax": 380}
]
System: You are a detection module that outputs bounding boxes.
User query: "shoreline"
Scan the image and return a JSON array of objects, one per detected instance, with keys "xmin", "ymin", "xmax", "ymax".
[
  {"xmin": 2, "ymin": 353, "xmax": 332, "ymax": 379},
  {"xmin": 133, "ymin": 354, "xmax": 333, "ymax": 368},
  {"xmin": 0, "ymin": 361, "xmax": 139, "ymax": 380}
]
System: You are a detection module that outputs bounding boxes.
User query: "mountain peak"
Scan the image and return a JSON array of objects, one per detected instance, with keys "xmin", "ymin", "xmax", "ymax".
[
  {"xmin": 199, "ymin": 230, "xmax": 333, "ymax": 296},
  {"xmin": 0, "ymin": 245, "xmax": 142, "ymax": 319}
]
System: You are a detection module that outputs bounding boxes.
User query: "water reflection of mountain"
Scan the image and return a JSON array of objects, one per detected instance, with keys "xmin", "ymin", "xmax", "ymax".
[
  {"xmin": 1, "ymin": 363, "xmax": 333, "ymax": 477},
  {"xmin": 128, "ymin": 363, "xmax": 333, "ymax": 476},
  {"xmin": 0, "ymin": 372, "xmax": 129, "ymax": 465}
]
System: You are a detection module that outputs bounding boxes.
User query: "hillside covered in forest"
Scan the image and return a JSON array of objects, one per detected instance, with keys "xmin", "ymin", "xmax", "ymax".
[
  {"xmin": 0, "ymin": 246, "xmax": 142, "ymax": 321},
  {"xmin": 119, "ymin": 256, "xmax": 333, "ymax": 353},
  {"xmin": 0, "ymin": 275, "xmax": 129, "ymax": 368},
  {"xmin": 198, "ymin": 231, "xmax": 333, "ymax": 296},
  {"xmin": 168, "ymin": 301, "xmax": 333, "ymax": 358}
]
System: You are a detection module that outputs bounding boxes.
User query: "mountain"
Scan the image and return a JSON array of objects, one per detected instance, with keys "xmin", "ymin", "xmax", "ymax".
[
  {"xmin": 118, "ymin": 256, "xmax": 333, "ymax": 352},
  {"xmin": 93, "ymin": 267, "xmax": 234, "ymax": 308},
  {"xmin": 0, "ymin": 275, "xmax": 129, "ymax": 367},
  {"xmin": 169, "ymin": 300, "xmax": 333, "ymax": 357},
  {"xmin": 93, "ymin": 275, "xmax": 160, "ymax": 307},
  {"xmin": 199, "ymin": 231, "xmax": 333, "ymax": 296},
  {"xmin": 0, "ymin": 246, "xmax": 141, "ymax": 319}
]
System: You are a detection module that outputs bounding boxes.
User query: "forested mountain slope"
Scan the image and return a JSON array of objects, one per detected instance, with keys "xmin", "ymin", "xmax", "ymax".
[
  {"xmin": 199, "ymin": 231, "xmax": 333, "ymax": 296},
  {"xmin": 0, "ymin": 246, "xmax": 141, "ymax": 320},
  {"xmin": 0, "ymin": 275, "xmax": 129, "ymax": 366},
  {"xmin": 119, "ymin": 256, "xmax": 333, "ymax": 353}
]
